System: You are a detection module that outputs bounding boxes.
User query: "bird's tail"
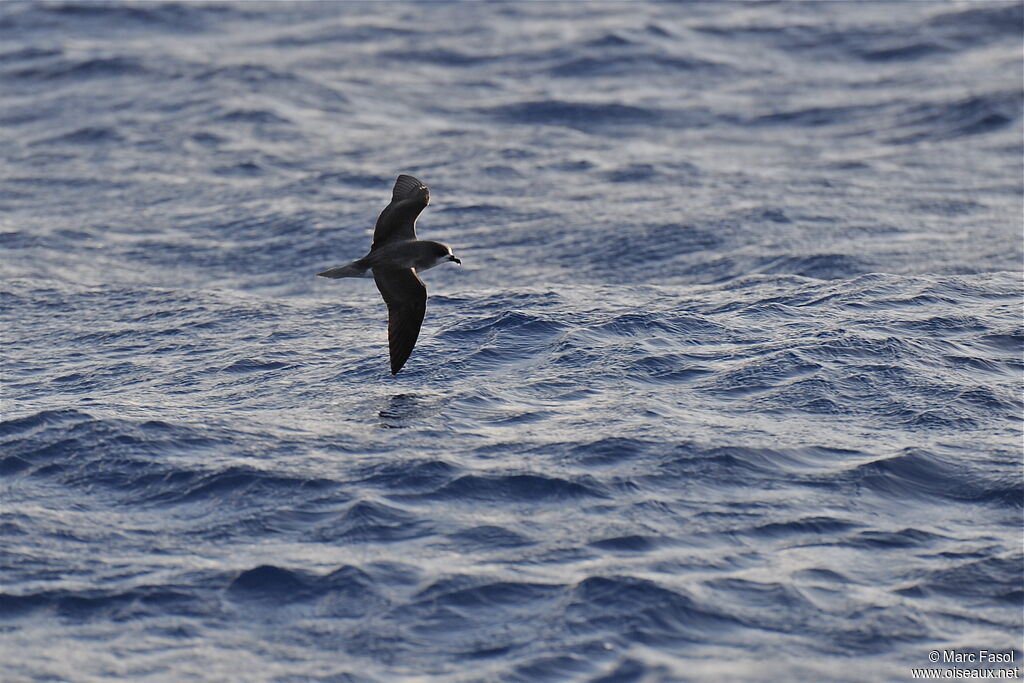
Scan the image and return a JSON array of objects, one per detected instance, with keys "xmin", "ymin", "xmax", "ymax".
[{"xmin": 317, "ymin": 261, "xmax": 369, "ymax": 278}]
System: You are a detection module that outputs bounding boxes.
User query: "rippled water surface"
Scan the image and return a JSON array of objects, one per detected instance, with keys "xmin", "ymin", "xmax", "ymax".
[{"xmin": 2, "ymin": 2, "xmax": 1022, "ymax": 681}]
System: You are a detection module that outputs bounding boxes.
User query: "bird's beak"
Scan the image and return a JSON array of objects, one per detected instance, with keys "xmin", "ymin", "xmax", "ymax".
[{"xmin": 450, "ymin": 255, "xmax": 461, "ymax": 265}]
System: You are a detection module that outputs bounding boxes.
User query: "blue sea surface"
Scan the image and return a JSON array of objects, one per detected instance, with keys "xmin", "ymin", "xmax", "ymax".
[{"xmin": 1, "ymin": 1, "xmax": 1022, "ymax": 681}]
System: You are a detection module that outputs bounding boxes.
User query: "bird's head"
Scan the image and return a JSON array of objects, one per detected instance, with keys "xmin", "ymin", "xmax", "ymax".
[
  {"xmin": 431, "ymin": 242, "xmax": 461, "ymax": 266},
  {"xmin": 419, "ymin": 241, "xmax": 461, "ymax": 270}
]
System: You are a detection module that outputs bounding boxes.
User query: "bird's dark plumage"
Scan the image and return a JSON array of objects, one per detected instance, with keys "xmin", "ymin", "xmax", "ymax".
[
  {"xmin": 316, "ymin": 174, "xmax": 459, "ymax": 375},
  {"xmin": 373, "ymin": 268, "xmax": 427, "ymax": 375},
  {"xmin": 371, "ymin": 174, "xmax": 429, "ymax": 251}
]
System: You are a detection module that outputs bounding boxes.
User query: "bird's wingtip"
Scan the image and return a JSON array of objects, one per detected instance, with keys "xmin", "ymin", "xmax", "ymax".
[{"xmin": 393, "ymin": 174, "xmax": 428, "ymax": 203}]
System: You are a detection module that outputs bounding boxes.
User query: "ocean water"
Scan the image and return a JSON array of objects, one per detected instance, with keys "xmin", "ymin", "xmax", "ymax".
[{"xmin": 1, "ymin": 1, "xmax": 1022, "ymax": 681}]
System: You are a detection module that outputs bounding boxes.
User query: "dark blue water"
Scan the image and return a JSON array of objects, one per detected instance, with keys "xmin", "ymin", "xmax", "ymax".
[{"xmin": 2, "ymin": 2, "xmax": 1022, "ymax": 681}]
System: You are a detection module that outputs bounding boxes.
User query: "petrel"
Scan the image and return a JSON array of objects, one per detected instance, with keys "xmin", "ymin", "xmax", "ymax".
[{"xmin": 317, "ymin": 174, "xmax": 461, "ymax": 375}]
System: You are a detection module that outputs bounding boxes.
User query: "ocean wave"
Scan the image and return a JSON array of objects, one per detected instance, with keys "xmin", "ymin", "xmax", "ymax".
[
  {"xmin": 888, "ymin": 90, "xmax": 1021, "ymax": 144},
  {"xmin": 842, "ymin": 449, "xmax": 1023, "ymax": 507},
  {"xmin": 3, "ymin": 54, "xmax": 152, "ymax": 81},
  {"xmin": 482, "ymin": 99, "xmax": 664, "ymax": 129},
  {"xmin": 0, "ymin": 410, "xmax": 340, "ymax": 508},
  {"xmin": 416, "ymin": 473, "xmax": 607, "ymax": 503}
]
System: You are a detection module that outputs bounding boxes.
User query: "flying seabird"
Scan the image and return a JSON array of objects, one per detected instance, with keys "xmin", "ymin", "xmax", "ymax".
[{"xmin": 317, "ymin": 174, "xmax": 461, "ymax": 375}]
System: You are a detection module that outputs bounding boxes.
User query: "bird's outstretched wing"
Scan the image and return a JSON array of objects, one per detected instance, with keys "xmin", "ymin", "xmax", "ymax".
[
  {"xmin": 373, "ymin": 267, "xmax": 427, "ymax": 375},
  {"xmin": 371, "ymin": 175, "xmax": 430, "ymax": 251}
]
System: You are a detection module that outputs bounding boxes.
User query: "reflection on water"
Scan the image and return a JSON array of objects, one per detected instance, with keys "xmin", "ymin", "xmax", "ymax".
[{"xmin": 378, "ymin": 393, "xmax": 428, "ymax": 427}]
